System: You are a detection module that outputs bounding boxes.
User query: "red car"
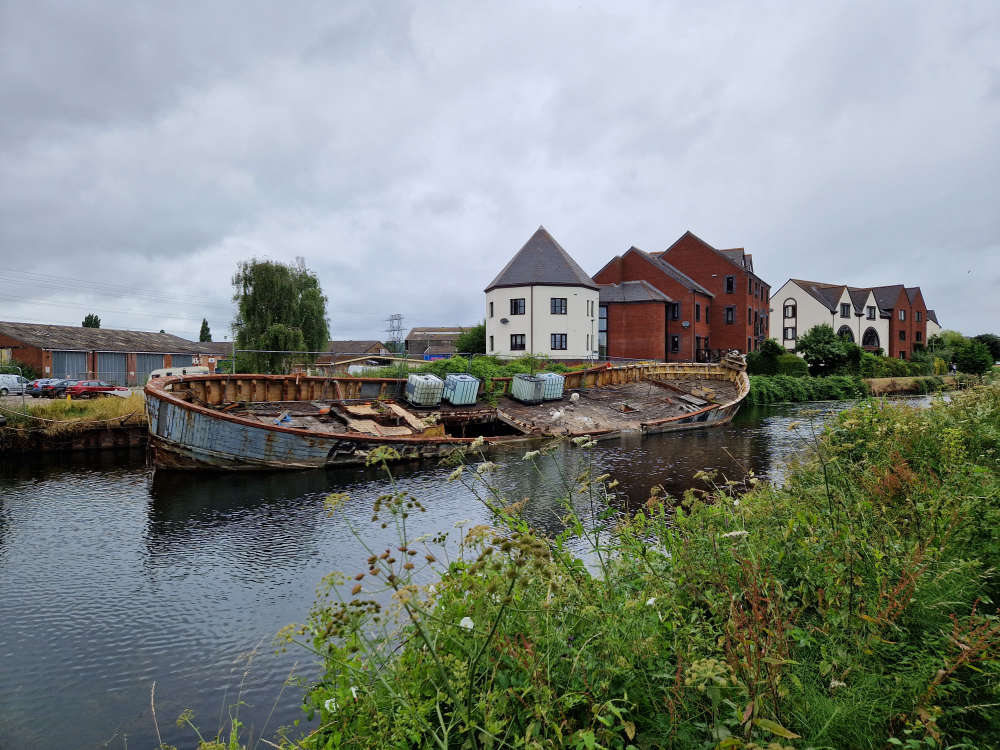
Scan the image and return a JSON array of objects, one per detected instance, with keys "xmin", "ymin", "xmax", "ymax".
[{"xmin": 64, "ymin": 380, "xmax": 131, "ymax": 399}]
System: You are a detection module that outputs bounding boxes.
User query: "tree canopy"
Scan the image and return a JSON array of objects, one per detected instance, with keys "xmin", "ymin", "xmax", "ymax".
[
  {"xmin": 973, "ymin": 333, "xmax": 1000, "ymax": 361},
  {"xmin": 454, "ymin": 322, "xmax": 486, "ymax": 354},
  {"xmin": 953, "ymin": 338, "xmax": 993, "ymax": 375},
  {"xmin": 232, "ymin": 258, "xmax": 329, "ymax": 373},
  {"xmin": 82, "ymin": 313, "xmax": 101, "ymax": 328},
  {"xmin": 199, "ymin": 318, "xmax": 212, "ymax": 342},
  {"xmin": 794, "ymin": 324, "xmax": 854, "ymax": 376}
]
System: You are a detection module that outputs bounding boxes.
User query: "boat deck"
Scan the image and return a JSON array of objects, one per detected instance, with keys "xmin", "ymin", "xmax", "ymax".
[{"xmin": 499, "ymin": 378, "xmax": 740, "ymax": 435}]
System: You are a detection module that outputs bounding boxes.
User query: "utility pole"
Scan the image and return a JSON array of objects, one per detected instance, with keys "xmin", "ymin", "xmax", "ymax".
[{"xmin": 385, "ymin": 314, "xmax": 404, "ymax": 355}]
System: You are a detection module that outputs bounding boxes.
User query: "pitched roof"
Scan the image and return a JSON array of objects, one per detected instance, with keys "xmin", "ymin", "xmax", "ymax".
[
  {"xmin": 326, "ymin": 340, "xmax": 383, "ymax": 354},
  {"xmin": 870, "ymin": 284, "xmax": 906, "ymax": 310},
  {"xmin": 0, "ymin": 320, "xmax": 203, "ymax": 353},
  {"xmin": 405, "ymin": 327, "xmax": 466, "ymax": 341},
  {"xmin": 485, "ymin": 226, "xmax": 598, "ymax": 292},
  {"xmin": 789, "ymin": 279, "xmax": 845, "ymax": 311},
  {"xmin": 628, "ymin": 247, "xmax": 714, "ymax": 297},
  {"xmin": 660, "ymin": 231, "xmax": 753, "ymax": 273},
  {"xmin": 926, "ymin": 309, "xmax": 940, "ymax": 325},
  {"xmin": 598, "ymin": 280, "xmax": 673, "ymax": 304},
  {"xmin": 905, "ymin": 286, "xmax": 922, "ymax": 304},
  {"xmin": 847, "ymin": 287, "xmax": 871, "ymax": 312}
]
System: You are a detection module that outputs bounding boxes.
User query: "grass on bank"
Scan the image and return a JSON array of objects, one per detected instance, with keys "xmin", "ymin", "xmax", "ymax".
[
  {"xmin": 0, "ymin": 392, "xmax": 146, "ymax": 434},
  {"xmin": 200, "ymin": 384, "xmax": 1000, "ymax": 750}
]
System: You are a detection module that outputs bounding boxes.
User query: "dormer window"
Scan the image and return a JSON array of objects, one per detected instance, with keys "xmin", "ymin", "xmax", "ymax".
[
  {"xmin": 867, "ymin": 306, "xmax": 875, "ymax": 320},
  {"xmin": 840, "ymin": 303, "xmax": 851, "ymax": 318}
]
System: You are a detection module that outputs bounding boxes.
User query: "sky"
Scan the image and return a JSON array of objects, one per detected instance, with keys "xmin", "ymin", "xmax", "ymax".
[{"xmin": 1, "ymin": 1, "xmax": 998, "ymax": 342}]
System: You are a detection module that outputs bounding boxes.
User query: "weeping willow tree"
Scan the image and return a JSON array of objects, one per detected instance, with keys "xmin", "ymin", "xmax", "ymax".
[{"xmin": 232, "ymin": 258, "xmax": 329, "ymax": 373}]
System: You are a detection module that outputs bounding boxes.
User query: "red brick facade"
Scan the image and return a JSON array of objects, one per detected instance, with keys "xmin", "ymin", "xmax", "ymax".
[
  {"xmin": 885, "ymin": 287, "xmax": 928, "ymax": 360},
  {"xmin": 656, "ymin": 232, "xmax": 771, "ymax": 353},
  {"xmin": 594, "ymin": 249, "xmax": 713, "ymax": 361}
]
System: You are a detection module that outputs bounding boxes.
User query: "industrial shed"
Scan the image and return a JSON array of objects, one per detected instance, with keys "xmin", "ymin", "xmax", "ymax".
[{"xmin": 0, "ymin": 321, "xmax": 204, "ymax": 385}]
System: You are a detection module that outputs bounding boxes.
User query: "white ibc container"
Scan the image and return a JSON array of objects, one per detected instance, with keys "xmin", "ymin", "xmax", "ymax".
[
  {"xmin": 510, "ymin": 374, "xmax": 545, "ymax": 405},
  {"xmin": 537, "ymin": 372, "xmax": 565, "ymax": 400},
  {"xmin": 405, "ymin": 373, "xmax": 444, "ymax": 407},
  {"xmin": 443, "ymin": 373, "xmax": 480, "ymax": 406}
]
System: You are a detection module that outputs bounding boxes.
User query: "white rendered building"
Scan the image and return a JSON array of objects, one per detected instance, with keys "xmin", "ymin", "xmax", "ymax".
[
  {"xmin": 485, "ymin": 227, "xmax": 600, "ymax": 359},
  {"xmin": 770, "ymin": 279, "xmax": 890, "ymax": 353}
]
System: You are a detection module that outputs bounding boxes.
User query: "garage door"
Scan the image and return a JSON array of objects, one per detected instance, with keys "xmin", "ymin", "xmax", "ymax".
[
  {"xmin": 51, "ymin": 350, "xmax": 88, "ymax": 379},
  {"xmin": 136, "ymin": 353, "xmax": 164, "ymax": 384},
  {"xmin": 97, "ymin": 352, "xmax": 128, "ymax": 386},
  {"xmin": 171, "ymin": 354, "xmax": 193, "ymax": 367}
]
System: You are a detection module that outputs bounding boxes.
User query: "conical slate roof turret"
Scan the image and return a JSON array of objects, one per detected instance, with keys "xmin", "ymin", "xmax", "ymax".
[{"xmin": 485, "ymin": 226, "xmax": 599, "ymax": 292}]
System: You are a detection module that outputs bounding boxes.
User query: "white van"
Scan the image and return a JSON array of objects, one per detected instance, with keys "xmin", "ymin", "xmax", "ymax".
[
  {"xmin": 147, "ymin": 365, "xmax": 211, "ymax": 381},
  {"xmin": 0, "ymin": 373, "xmax": 29, "ymax": 396}
]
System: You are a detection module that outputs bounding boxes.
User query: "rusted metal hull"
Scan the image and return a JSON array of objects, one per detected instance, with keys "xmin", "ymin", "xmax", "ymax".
[{"xmin": 145, "ymin": 361, "xmax": 749, "ymax": 471}]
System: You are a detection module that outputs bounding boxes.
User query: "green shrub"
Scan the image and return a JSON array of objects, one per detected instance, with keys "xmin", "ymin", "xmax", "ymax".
[
  {"xmin": 776, "ymin": 353, "xmax": 808, "ymax": 377},
  {"xmin": 748, "ymin": 374, "xmax": 868, "ymax": 405}
]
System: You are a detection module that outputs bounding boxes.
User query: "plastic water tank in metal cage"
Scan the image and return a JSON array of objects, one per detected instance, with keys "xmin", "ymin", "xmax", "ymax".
[
  {"xmin": 510, "ymin": 374, "xmax": 545, "ymax": 405},
  {"xmin": 537, "ymin": 372, "xmax": 565, "ymax": 400},
  {"xmin": 443, "ymin": 373, "xmax": 480, "ymax": 406},
  {"xmin": 405, "ymin": 374, "xmax": 444, "ymax": 407}
]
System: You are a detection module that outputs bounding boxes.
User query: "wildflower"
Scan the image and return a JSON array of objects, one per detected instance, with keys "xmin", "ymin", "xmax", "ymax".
[
  {"xmin": 350, "ymin": 685, "xmax": 359, "ymax": 699},
  {"xmin": 733, "ymin": 499, "xmax": 740, "ymax": 507},
  {"xmin": 448, "ymin": 466, "xmax": 464, "ymax": 482},
  {"xmin": 522, "ymin": 450, "xmax": 540, "ymax": 461},
  {"xmin": 476, "ymin": 461, "xmax": 498, "ymax": 474},
  {"xmin": 459, "ymin": 616, "xmax": 475, "ymax": 631},
  {"xmin": 470, "ymin": 435, "xmax": 485, "ymax": 450},
  {"xmin": 646, "ymin": 597, "xmax": 656, "ymax": 607},
  {"xmin": 324, "ymin": 698, "xmax": 338, "ymax": 712},
  {"xmin": 571, "ymin": 435, "xmax": 591, "ymax": 446},
  {"xmin": 829, "ymin": 678, "xmax": 846, "ymax": 690},
  {"xmin": 721, "ymin": 529, "xmax": 749, "ymax": 539},
  {"xmin": 454, "ymin": 519, "xmax": 472, "ymax": 528}
]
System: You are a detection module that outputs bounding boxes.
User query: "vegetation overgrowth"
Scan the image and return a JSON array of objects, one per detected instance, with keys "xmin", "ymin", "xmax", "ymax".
[
  {"xmin": 208, "ymin": 384, "xmax": 1000, "ymax": 750},
  {"xmin": 747, "ymin": 374, "xmax": 869, "ymax": 405},
  {"xmin": 0, "ymin": 393, "xmax": 146, "ymax": 449}
]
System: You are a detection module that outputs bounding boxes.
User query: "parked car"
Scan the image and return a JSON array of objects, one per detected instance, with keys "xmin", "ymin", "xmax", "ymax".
[
  {"xmin": 64, "ymin": 380, "xmax": 131, "ymax": 399},
  {"xmin": 42, "ymin": 379, "xmax": 79, "ymax": 398},
  {"xmin": 26, "ymin": 378, "xmax": 60, "ymax": 397},
  {"xmin": 0, "ymin": 373, "xmax": 29, "ymax": 396}
]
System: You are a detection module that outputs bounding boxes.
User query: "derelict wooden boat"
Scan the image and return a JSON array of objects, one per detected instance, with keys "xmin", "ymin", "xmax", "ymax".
[{"xmin": 144, "ymin": 357, "xmax": 749, "ymax": 471}]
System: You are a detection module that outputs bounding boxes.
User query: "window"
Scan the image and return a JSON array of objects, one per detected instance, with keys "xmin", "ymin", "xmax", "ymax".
[
  {"xmin": 899, "ymin": 330, "xmax": 906, "ymax": 341},
  {"xmin": 489, "ymin": 301, "xmax": 494, "ymax": 318},
  {"xmin": 862, "ymin": 328, "xmax": 880, "ymax": 349},
  {"xmin": 915, "ymin": 331, "xmax": 922, "ymax": 342},
  {"xmin": 695, "ymin": 335, "xmax": 702, "ymax": 352},
  {"xmin": 748, "ymin": 308, "xmax": 752, "ymax": 325},
  {"xmin": 598, "ymin": 304, "xmax": 608, "ymax": 358},
  {"xmin": 916, "ymin": 311, "xmax": 922, "ymax": 322},
  {"xmin": 837, "ymin": 325, "xmax": 854, "ymax": 342},
  {"xmin": 510, "ymin": 334, "xmax": 525, "ymax": 350},
  {"xmin": 695, "ymin": 303, "xmax": 701, "ymax": 322},
  {"xmin": 898, "ymin": 309, "xmax": 906, "ymax": 321},
  {"xmin": 867, "ymin": 306, "xmax": 875, "ymax": 320},
  {"xmin": 550, "ymin": 297, "xmax": 567, "ymax": 315},
  {"xmin": 705, "ymin": 306, "xmax": 710, "ymax": 324},
  {"xmin": 899, "ymin": 351, "xmax": 906, "ymax": 360},
  {"xmin": 586, "ymin": 334, "xmax": 590, "ymax": 350},
  {"xmin": 551, "ymin": 333, "xmax": 567, "ymax": 350},
  {"xmin": 725, "ymin": 306, "xmax": 735, "ymax": 324},
  {"xmin": 670, "ymin": 335, "xmax": 680, "ymax": 353},
  {"xmin": 510, "ymin": 298, "xmax": 525, "ymax": 315},
  {"xmin": 784, "ymin": 327, "xmax": 796, "ymax": 341},
  {"xmin": 748, "ymin": 278, "xmax": 753, "ymax": 294},
  {"xmin": 670, "ymin": 302, "xmax": 680, "ymax": 321},
  {"xmin": 725, "ymin": 275, "xmax": 734, "ymax": 294},
  {"xmin": 840, "ymin": 303, "xmax": 850, "ymax": 318},
  {"xmin": 784, "ymin": 301, "xmax": 796, "ymax": 318},
  {"xmin": 489, "ymin": 336, "xmax": 494, "ymax": 352}
]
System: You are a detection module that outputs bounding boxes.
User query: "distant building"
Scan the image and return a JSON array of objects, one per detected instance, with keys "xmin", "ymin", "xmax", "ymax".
[
  {"xmin": 770, "ymin": 280, "xmax": 934, "ymax": 359},
  {"xmin": 317, "ymin": 340, "xmax": 389, "ymax": 365},
  {"xmin": 485, "ymin": 227, "xmax": 599, "ymax": 359},
  {"xmin": 926, "ymin": 310, "xmax": 942, "ymax": 339},
  {"xmin": 405, "ymin": 327, "xmax": 468, "ymax": 357},
  {"xmin": 0, "ymin": 321, "xmax": 203, "ymax": 384}
]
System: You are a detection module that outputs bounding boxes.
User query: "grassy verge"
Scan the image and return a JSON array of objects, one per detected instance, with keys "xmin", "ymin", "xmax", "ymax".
[
  {"xmin": 0, "ymin": 393, "xmax": 146, "ymax": 442},
  {"xmin": 222, "ymin": 383, "xmax": 999, "ymax": 750},
  {"xmin": 748, "ymin": 374, "xmax": 869, "ymax": 405}
]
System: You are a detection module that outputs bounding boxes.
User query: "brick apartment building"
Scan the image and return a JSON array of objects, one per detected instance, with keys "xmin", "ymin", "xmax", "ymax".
[{"xmin": 593, "ymin": 232, "xmax": 770, "ymax": 361}]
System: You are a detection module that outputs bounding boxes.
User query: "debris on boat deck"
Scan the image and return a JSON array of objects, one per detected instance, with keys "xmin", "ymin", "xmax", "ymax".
[{"xmin": 499, "ymin": 379, "xmax": 740, "ymax": 435}]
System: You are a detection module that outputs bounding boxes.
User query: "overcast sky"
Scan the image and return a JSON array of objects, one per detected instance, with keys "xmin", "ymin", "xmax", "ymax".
[{"xmin": 1, "ymin": 1, "xmax": 998, "ymax": 342}]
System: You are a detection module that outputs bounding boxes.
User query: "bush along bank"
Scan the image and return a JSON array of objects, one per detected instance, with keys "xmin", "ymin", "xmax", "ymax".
[
  {"xmin": 748, "ymin": 374, "xmax": 869, "ymax": 405},
  {"xmin": 260, "ymin": 384, "xmax": 1000, "ymax": 750}
]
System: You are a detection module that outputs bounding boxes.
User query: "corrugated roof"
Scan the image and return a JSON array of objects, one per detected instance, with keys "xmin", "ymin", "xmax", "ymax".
[
  {"xmin": 630, "ymin": 247, "xmax": 714, "ymax": 297},
  {"xmin": 599, "ymin": 280, "xmax": 673, "ymax": 304},
  {"xmin": 0, "ymin": 321, "xmax": 203, "ymax": 353},
  {"xmin": 327, "ymin": 340, "xmax": 383, "ymax": 354},
  {"xmin": 485, "ymin": 226, "xmax": 598, "ymax": 292},
  {"xmin": 405, "ymin": 327, "xmax": 466, "ymax": 341}
]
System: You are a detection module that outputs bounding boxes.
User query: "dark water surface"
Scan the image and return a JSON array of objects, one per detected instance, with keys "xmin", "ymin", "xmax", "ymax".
[{"xmin": 0, "ymin": 398, "xmax": 929, "ymax": 749}]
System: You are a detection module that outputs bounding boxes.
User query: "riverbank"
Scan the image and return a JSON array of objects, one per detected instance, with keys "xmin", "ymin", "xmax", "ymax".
[
  {"xmin": 748, "ymin": 373, "xmax": 966, "ymax": 405},
  {"xmin": 0, "ymin": 394, "xmax": 147, "ymax": 452},
  {"xmin": 283, "ymin": 383, "xmax": 1000, "ymax": 749}
]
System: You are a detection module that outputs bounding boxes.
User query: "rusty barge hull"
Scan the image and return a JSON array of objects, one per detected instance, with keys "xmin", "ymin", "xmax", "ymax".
[{"xmin": 145, "ymin": 360, "xmax": 748, "ymax": 471}]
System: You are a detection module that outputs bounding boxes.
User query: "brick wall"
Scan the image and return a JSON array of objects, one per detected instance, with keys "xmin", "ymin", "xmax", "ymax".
[
  {"xmin": 604, "ymin": 302, "xmax": 666, "ymax": 359},
  {"xmin": 0, "ymin": 334, "xmax": 44, "ymax": 374}
]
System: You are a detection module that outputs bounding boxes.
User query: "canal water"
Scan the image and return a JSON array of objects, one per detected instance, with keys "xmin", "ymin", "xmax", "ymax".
[{"xmin": 0, "ymin": 398, "xmax": 927, "ymax": 749}]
